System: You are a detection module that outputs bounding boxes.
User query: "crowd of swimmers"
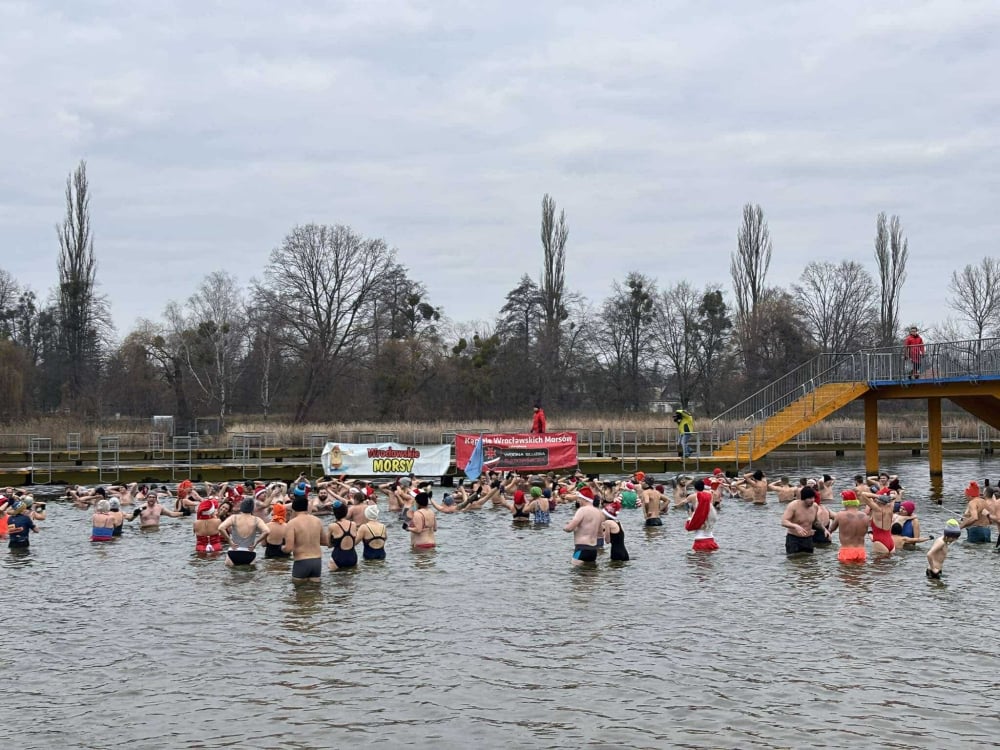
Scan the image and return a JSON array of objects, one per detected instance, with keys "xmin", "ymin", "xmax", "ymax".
[{"xmin": 2, "ymin": 466, "xmax": 997, "ymax": 581}]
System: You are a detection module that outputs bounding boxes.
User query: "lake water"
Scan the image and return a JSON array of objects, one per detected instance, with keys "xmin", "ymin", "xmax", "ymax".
[{"xmin": 3, "ymin": 455, "xmax": 1000, "ymax": 749}]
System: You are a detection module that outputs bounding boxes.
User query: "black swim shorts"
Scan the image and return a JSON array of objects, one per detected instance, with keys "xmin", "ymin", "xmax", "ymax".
[
  {"xmin": 292, "ymin": 557, "xmax": 322, "ymax": 579},
  {"xmin": 227, "ymin": 549, "xmax": 257, "ymax": 566},
  {"xmin": 785, "ymin": 534, "xmax": 814, "ymax": 555},
  {"xmin": 645, "ymin": 517, "xmax": 664, "ymax": 527},
  {"xmin": 573, "ymin": 544, "xmax": 598, "ymax": 563}
]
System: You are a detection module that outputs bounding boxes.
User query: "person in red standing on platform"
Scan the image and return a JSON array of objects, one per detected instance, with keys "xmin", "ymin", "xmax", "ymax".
[
  {"xmin": 531, "ymin": 402, "xmax": 547, "ymax": 434},
  {"xmin": 904, "ymin": 326, "xmax": 925, "ymax": 379}
]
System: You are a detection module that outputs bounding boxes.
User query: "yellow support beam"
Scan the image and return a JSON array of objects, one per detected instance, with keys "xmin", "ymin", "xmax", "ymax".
[
  {"xmin": 864, "ymin": 392, "xmax": 879, "ymax": 474},
  {"xmin": 928, "ymin": 397, "xmax": 943, "ymax": 477}
]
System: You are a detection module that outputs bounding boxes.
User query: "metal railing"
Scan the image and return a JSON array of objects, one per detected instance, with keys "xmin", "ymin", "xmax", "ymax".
[
  {"xmin": 29, "ymin": 437, "xmax": 52, "ymax": 484},
  {"xmin": 710, "ymin": 336, "xmax": 1000, "ymax": 454},
  {"xmin": 66, "ymin": 432, "xmax": 81, "ymax": 459},
  {"xmin": 865, "ymin": 336, "xmax": 1000, "ymax": 382},
  {"xmin": 98, "ymin": 436, "xmax": 120, "ymax": 482}
]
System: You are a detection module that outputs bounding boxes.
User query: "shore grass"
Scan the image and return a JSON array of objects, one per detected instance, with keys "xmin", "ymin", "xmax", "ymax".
[{"xmin": 0, "ymin": 412, "xmax": 996, "ymax": 450}]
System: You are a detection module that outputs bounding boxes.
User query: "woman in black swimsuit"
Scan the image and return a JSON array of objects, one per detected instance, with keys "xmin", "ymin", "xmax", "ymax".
[
  {"xmin": 601, "ymin": 500, "xmax": 629, "ymax": 561},
  {"xmin": 327, "ymin": 501, "xmax": 359, "ymax": 570},
  {"xmin": 357, "ymin": 504, "xmax": 388, "ymax": 560}
]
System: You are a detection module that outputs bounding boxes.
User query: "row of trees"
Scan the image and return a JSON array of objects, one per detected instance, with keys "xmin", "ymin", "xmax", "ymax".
[{"xmin": 2, "ymin": 161, "xmax": 999, "ymax": 426}]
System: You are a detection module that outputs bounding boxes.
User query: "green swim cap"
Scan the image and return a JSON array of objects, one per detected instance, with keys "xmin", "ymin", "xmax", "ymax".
[{"xmin": 530, "ymin": 486, "xmax": 542, "ymax": 498}]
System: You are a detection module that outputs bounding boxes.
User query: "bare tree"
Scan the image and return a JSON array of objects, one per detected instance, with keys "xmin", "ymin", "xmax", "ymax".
[
  {"xmin": 168, "ymin": 271, "xmax": 248, "ymax": 428},
  {"xmin": 794, "ymin": 260, "xmax": 878, "ymax": 352},
  {"xmin": 947, "ymin": 257, "xmax": 1000, "ymax": 341},
  {"xmin": 538, "ymin": 193, "xmax": 569, "ymax": 402},
  {"xmin": 257, "ymin": 224, "xmax": 395, "ymax": 422},
  {"xmin": 731, "ymin": 203, "xmax": 772, "ymax": 372},
  {"xmin": 874, "ymin": 212, "xmax": 908, "ymax": 346},
  {"xmin": 245, "ymin": 305, "xmax": 287, "ymax": 421},
  {"xmin": 653, "ymin": 281, "xmax": 702, "ymax": 409},
  {"xmin": 56, "ymin": 160, "xmax": 106, "ymax": 403},
  {"xmin": 597, "ymin": 273, "xmax": 655, "ymax": 409}
]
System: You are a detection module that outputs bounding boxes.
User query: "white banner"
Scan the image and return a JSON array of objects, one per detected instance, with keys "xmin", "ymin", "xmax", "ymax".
[{"xmin": 320, "ymin": 442, "xmax": 451, "ymax": 476}]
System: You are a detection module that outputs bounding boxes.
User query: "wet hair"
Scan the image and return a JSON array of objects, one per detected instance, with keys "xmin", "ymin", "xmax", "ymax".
[
  {"xmin": 693, "ymin": 479, "xmax": 705, "ymax": 492},
  {"xmin": 333, "ymin": 502, "xmax": 348, "ymax": 520},
  {"xmin": 239, "ymin": 498, "xmax": 255, "ymax": 514},
  {"xmin": 888, "ymin": 479, "xmax": 901, "ymax": 491},
  {"xmin": 854, "ymin": 475, "xmax": 865, "ymax": 485},
  {"xmin": 415, "ymin": 492, "xmax": 430, "ymax": 508},
  {"xmin": 95, "ymin": 486, "xmax": 107, "ymax": 497},
  {"xmin": 800, "ymin": 487, "xmax": 816, "ymax": 501},
  {"xmin": 891, "ymin": 522, "xmax": 903, "ymax": 534},
  {"xmin": 823, "ymin": 474, "xmax": 832, "ymax": 483},
  {"xmin": 752, "ymin": 470, "xmax": 764, "ymax": 481},
  {"xmin": 291, "ymin": 495, "xmax": 308, "ymax": 512}
]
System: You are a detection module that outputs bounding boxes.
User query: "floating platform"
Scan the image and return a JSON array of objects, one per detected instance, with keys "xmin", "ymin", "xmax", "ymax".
[{"xmin": 0, "ymin": 440, "xmax": 990, "ymax": 487}]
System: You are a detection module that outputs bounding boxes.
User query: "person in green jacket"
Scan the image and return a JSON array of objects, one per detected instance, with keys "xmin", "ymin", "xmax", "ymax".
[{"xmin": 674, "ymin": 409, "xmax": 695, "ymax": 458}]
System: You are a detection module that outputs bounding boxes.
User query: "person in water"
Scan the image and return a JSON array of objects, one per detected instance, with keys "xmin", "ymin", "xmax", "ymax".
[
  {"xmin": 134, "ymin": 494, "xmax": 184, "ymax": 529},
  {"xmin": 218, "ymin": 498, "xmax": 270, "ymax": 567},
  {"xmin": 407, "ymin": 492, "xmax": 437, "ymax": 550},
  {"xmin": 524, "ymin": 488, "xmax": 551, "ymax": 525},
  {"xmin": 193, "ymin": 499, "xmax": 222, "ymax": 555},
  {"xmin": 959, "ymin": 481, "xmax": 992, "ymax": 544},
  {"xmin": 262, "ymin": 501, "xmax": 291, "ymax": 558},
  {"xmin": 357, "ymin": 504, "xmax": 388, "ymax": 560},
  {"xmin": 684, "ymin": 479, "xmax": 719, "ymax": 552},
  {"xmin": 563, "ymin": 492, "xmax": 604, "ymax": 565},
  {"xmin": 505, "ymin": 490, "xmax": 531, "ymax": 524},
  {"xmin": 781, "ymin": 487, "xmax": 827, "ymax": 555},
  {"xmin": 5, "ymin": 500, "xmax": 37, "ymax": 550},
  {"xmin": 860, "ymin": 486, "xmax": 896, "ymax": 555},
  {"xmin": 600, "ymin": 500, "xmax": 629, "ymax": 562},
  {"xmin": 829, "ymin": 491, "xmax": 869, "ymax": 564},
  {"xmin": 107, "ymin": 498, "xmax": 125, "ymax": 536},
  {"xmin": 926, "ymin": 519, "xmax": 962, "ymax": 579},
  {"xmin": 327, "ymin": 501, "xmax": 359, "ymax": 570},
  {"xmin": 283, "ymin": 495, "xmax": 327, "ymax": 582},
  {"xmin": 642, "ymin": 481, "xmax": 666, "ymax": 527},
  {"xmin": 91, "ymin": 499, "xmax": 117, "ymax": 542}
]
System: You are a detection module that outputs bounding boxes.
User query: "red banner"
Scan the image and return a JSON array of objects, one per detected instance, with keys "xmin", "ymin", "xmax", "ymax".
[{"xmin": 455, "ymin": 432, "xmax": 578, "ymax": 472}]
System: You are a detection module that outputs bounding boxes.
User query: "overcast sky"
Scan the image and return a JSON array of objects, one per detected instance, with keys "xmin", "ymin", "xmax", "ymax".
[{"xmin": 1, "ymin": 0, "xmax": 998, "ymax": 339}]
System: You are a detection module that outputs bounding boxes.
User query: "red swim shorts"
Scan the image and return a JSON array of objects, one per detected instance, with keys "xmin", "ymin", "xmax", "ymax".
[{"xmin": 838, "ymin": 546, "xmax": 866, "ymax": 564}]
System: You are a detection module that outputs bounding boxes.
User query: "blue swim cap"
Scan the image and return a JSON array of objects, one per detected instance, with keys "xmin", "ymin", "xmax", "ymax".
[{"xmin": 293, "ymin": 482, "xmax": 308, "ymax": 497}]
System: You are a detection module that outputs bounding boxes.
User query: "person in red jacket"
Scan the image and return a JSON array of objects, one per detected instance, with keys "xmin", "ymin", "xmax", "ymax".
[
  {"xmin": 531, "ymin": 402, "xmax": 547, "ymax": 434},
  {"xmin": 904, "ymin": 326, "xmax": 925, "ymax": 379}
]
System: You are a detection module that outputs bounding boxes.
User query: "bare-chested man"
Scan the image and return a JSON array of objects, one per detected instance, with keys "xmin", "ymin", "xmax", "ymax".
[
  {"xmin": 743, "ymin": 470, "xmax": 768, "ymax": 505},
  {"xmin": 136, "ymin": 495, "xmax": 184, "ymax": 529},
  {"xmin": 641, "ymin": 481, "xmax": 667, "ymax": 526},
  {"xmin": 768, "ymin": 477, "xmax": 798, "ymax": 504},
  {"xmin": 564, "ymin": 493, "xmax": 604, "ymax": 565},
  {"xmin": 818, "ymin": 474, "xmax": 836, "ymax": 504},
  {"xmin": 829, "ymin": 491, "xmax": 868, "ymax": 564},
  {"xmin": 282, "ymin": 495, "xmax": 327, "ymax": 581},
  {"xmin": 984, "ymin": 487, "xmax": 1000, "ymax": 543},
  {"xmin": 926, "ymin": 519, "xmax": 962, "ymax": 579},
  {"xmin": 781, "ymin": 487, "xmax": 827, "ymax": 555},
  {"xmin": 959, "ymin": 481, "xmax": 992, "ymax": 544}
]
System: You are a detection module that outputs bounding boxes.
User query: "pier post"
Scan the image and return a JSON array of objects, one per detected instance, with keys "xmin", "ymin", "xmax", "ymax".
[
  {"xmin": 927, "ymin": 396, "xmax": 943, "ymax": 477},
  {"xmin": 864, "ymin": 392, "xmax": 879, "ymax": 474}
]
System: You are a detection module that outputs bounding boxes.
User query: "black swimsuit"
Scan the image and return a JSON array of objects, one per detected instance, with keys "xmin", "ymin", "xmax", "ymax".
[
  {"xmin": 330, "ymin": 521, "xmax": 358, "ymax": 568},
  {"xmin": 361, "ymin": 523, "xmax": 387, "ymax": 560},
  {"xmin": 609, "ymin": 523, "xmax": 629, "ymax": 561}
]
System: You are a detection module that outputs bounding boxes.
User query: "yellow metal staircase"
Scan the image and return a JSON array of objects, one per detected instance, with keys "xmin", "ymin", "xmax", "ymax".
[{"xmin": 713, "ymin": 381, "xmax": 869, "ymax": 462}]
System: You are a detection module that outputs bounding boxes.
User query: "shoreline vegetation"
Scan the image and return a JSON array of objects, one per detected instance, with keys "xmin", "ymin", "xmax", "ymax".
[{"xmin": 0, "ymin": 413, "xmax": 994, "ymax": 450}]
